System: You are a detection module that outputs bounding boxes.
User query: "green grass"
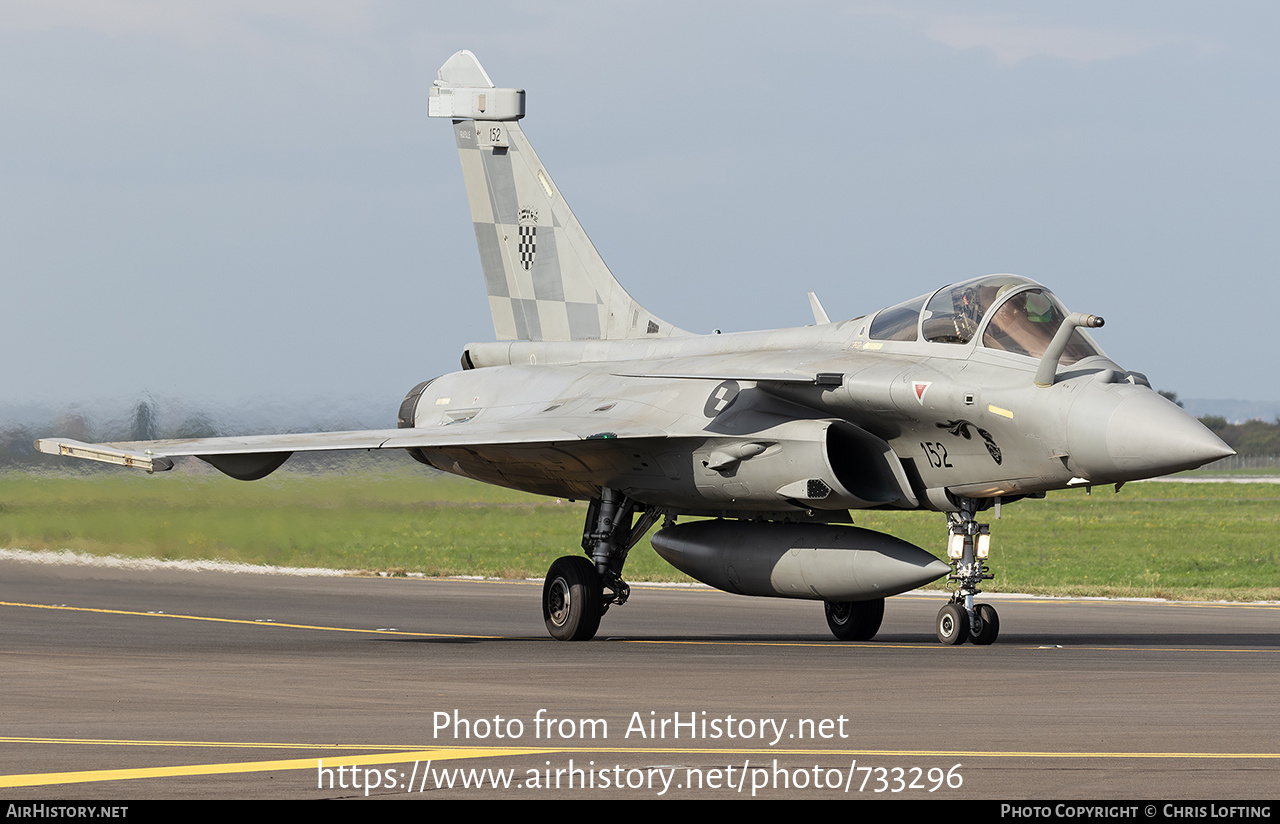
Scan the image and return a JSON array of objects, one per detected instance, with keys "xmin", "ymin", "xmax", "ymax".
[
  {"xmin": 851, "ymin": 482, "xmax": 1280, "ymax": 601},
  {"xmin": 0, "ymin": 463, "xmax": 680, "ymax": 581},
  {"xmin": 2, "ymin": 464, "xmax": 1278, "ymax": 600}
]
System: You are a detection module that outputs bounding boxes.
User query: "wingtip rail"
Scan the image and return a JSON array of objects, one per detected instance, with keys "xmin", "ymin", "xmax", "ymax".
[{"xmin": 34, "ymin": 439, "xmax": 174, "ymax": 473}]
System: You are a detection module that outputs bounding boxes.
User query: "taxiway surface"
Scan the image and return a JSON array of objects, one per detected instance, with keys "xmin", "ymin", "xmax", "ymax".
[{"xmin": 2, "ymin": 555, "xmax": 1277, "ymax": 799}]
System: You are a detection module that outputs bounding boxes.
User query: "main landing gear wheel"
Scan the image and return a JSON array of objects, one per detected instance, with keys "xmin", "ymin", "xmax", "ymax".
[
  {"xmin": 824, "ymin": 598, "xmax": 885, "ymax": 641},
  {"xmin": 935, "ymin": 603, "xmax": 969, "ymax": 645},
  {"xmin": 543, "ymin": 556, "xmax": 603, "ymax": 642},
  {"xmin": 969, "ymin": 603, "xmax": 999, "ymax": 645}
]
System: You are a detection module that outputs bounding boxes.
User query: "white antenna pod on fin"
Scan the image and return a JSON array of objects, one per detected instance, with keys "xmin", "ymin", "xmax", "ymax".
[{"xmin": 429, "ymin": 50, "xmax": 525, "ymax": 121}]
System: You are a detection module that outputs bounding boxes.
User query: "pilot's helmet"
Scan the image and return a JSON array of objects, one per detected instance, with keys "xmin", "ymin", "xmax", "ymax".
[{"xmin": 1025, "ymin": 292, "xmax": 1053, "ymax": 323}]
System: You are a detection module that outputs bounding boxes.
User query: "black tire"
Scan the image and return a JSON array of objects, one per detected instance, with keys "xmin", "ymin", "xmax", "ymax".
[
  {"xmin": 824, "ymin": 598, "xmax": 885, "ymax": 641},
  {"xmin": 542, "ymin": 556, "xmax": 603, "ymax": 641},
  {"xmin": 936, "ymin": 603, "xmax": 969, "ymax": 645},
  {"xmin": 970, "ymin": 603, "xmax": 1000, "ymax": 645}
]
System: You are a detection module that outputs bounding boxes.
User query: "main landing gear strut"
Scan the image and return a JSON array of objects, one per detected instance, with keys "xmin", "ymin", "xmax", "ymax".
[
  {"xmin": 542, "ymin": 489, "xmax": 662, "ymax": 641},
  {"xmin": 936, "ymin": 498, "xmax": 999, "ymax": 646}
]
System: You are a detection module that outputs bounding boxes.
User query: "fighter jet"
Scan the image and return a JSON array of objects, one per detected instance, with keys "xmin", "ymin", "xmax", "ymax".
[{"xmin": 37, "ymin": 50, "xmax": 1233, "ymax": 645}]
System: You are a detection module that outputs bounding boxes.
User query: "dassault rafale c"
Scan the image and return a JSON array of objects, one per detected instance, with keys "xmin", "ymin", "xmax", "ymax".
[{"xmin": 38, "ymin": 51, "xmax": 1233, "ymax": 645}]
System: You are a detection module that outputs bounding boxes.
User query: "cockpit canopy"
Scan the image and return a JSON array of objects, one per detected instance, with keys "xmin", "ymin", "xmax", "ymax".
[{"xmin": 868, "ymin": 275, "xmax": 1102, "ymax": 364}]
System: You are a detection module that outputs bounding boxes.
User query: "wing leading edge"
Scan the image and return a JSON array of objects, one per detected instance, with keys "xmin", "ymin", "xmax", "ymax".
[{"xmin": 35, "ymin": 417, "xmax": 672, "ymax": 480}]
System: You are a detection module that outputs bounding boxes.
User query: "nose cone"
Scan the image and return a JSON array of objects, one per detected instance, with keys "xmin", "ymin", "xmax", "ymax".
[
  {"xmin": 1109, "ymin": 392, "xmax": 1234, "ymax": 476},
  {"xmin": 1071, "ymin": 388, "xmax": 1234, "ymax": 481}
]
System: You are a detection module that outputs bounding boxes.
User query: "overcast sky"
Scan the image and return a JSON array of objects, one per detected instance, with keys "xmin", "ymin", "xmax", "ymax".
[{"xmin": 2, "ymin": 1, "xmax": 1277, "ymax": 426}]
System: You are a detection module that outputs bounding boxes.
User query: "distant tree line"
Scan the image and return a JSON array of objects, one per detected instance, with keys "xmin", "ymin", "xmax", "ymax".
[
  {"xmin": 0, "ymin": 398, "xmax": 223, "ymax": 468},
  {"xmin": 1161, "ymin": 390, "xmax": 1280, "ymax": 458},
  {"xmin": 0, "ymin": 396, "xmax": 382, "ymax": 470}
]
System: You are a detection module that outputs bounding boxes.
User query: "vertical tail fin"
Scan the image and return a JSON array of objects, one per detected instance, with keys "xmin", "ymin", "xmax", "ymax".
[{"xmin": 429, "ymin": 50, "xmax": 684, "ymax": 342}]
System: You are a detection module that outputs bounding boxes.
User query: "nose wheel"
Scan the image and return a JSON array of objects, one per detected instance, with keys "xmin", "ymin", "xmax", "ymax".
[
  {"xmin": 935, "ymin": 601, "xmax": 999, "ymax": 645},
  {"xmin": 970, "ymin": 603, "xmax": 1000, "ymax": 645},
  {"xmin": 935, "ymin": 603, "xmax": 968, "ymax": 645}
]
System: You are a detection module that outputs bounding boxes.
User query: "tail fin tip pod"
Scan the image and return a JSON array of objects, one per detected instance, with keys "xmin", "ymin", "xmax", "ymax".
[{"xmin": 429, "ymin": 50, "xmax": 685, "ymax": 343}]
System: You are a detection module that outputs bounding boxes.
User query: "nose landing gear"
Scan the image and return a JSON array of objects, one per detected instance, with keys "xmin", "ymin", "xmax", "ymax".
[{"xmin": 937, "ymin": 501, "xmax": 999, "ymax": 646}]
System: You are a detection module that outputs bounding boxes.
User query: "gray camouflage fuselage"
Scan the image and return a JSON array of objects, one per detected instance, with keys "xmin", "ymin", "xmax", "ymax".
[{"xmin": 399, "ymin": 310, "xmax": 1227, "ymax": 518}]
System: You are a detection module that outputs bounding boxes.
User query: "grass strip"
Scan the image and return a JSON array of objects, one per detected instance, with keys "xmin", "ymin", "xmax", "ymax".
[{"xmin": 2, "ymin": 465, "xmax": 1277, "ymax": 601}]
